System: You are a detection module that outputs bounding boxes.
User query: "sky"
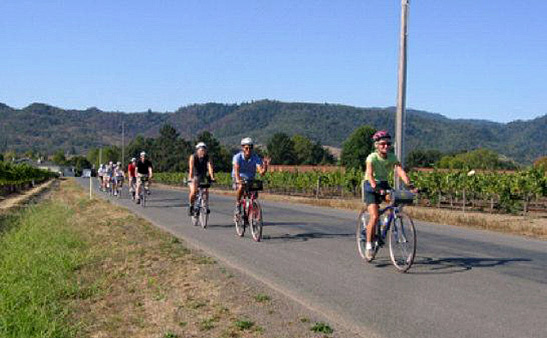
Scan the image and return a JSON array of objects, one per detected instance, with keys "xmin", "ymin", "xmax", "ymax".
[{"xmin": 1, "ymin": 0, "xmax": 546, "ymax": 123}]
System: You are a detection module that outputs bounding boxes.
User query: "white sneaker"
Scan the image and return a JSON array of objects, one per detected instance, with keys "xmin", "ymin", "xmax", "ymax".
[{"xmin": 365, "ymin": 248, "xmax": 375, "ymax": 262}]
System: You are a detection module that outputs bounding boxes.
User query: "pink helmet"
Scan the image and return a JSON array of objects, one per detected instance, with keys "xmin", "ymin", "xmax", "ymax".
[{"xmin": 372, "ymin": 130, "xmax": 391, "ymax": 142}]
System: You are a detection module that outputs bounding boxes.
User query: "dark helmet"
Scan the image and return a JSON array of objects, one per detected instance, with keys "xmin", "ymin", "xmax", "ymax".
[{"xmin": 372, "ymin": 130, "xmax": 391, "ymax": 142}]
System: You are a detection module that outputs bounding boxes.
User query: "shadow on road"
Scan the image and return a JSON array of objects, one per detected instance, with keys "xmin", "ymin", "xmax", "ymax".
[
  {"xmin": 371, "ymin": 256, "xmax": 533, "ymax": 275},
  {"xmin": 263, "ymin": 231, "xmax": 354, "ymax": 243}
]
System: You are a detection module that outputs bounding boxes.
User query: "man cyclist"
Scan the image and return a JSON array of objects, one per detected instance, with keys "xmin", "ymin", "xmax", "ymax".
[
  {"xmin": 188, "ymin": 142, "xmax": 215, "ymax": 216},
  {"xmin": 363, "ymin": 130, "xmax": 414, "ymax": 261},
  {"xmin": 136, "ymin": 152, "xmax": 153, "ymax": 204},
  {"xmin": 127, "ymin": 158, "xmax": 138, "ymax": 200},
  {"xmin": 232, "ymin": 137, "xmax": 269, "ymax": 214}
]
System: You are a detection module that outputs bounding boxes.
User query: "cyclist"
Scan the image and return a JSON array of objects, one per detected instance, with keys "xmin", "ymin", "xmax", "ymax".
[
  {"xmin": 232, "ymin": 137, "xmax": 269, "ymax": 214},
  {"xmin": 135, "ymin": 151, "xmax": 153, "ymax": 204},
  {"xmin": 188, "ymin": 142, "xmax": 215, "ymax": 216},
  {"xmin": 105, "ymin": 161, "xmax": 114, "ymax": 191},
  {"xmin": 127, "ymin": 157, "xmax": 138, "ymax": 199},
  {"xmin": 97, "ymin": 164, "xmax": 106, "ymax": 191},
  {"xmin": 112, "ymin": 162, "xmax": 125, "ymax": 196},
  {"xmin": 363, "ymin": 130, "xmax": 414, "ymax": 261}
]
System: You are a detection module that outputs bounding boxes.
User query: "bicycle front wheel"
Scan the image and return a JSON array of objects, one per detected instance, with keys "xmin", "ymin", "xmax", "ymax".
[
  {"xmin": 234, "ymin": 206, "xmax": 245, "ymax": 237},
  {"xmin": 388, "ymin": 211, "xmax": 416, "ymax": 272},
  {"xmin": 199, "ymin": 208, "xmax": 208, "ymax": 229},
  {"xmin": 249, "ymin": 202, "xmax": 263, "ymax": 242}
]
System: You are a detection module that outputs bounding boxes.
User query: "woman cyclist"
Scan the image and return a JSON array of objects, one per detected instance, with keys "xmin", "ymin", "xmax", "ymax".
[
  {"xmin": 363, "ymin": 130, "xmax": 414, "ymax": 261},
  {"xmin": 188, "ymin": 142, "xmax": 215, "ymax": 216}
]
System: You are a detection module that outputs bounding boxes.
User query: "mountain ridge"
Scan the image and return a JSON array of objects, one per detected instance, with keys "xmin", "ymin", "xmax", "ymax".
[{"xmin": 0, "ymin": 100, "xmax": 544, "ymax": 163}]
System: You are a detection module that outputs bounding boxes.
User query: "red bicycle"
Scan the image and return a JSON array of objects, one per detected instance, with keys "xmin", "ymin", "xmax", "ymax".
[{"xmin": 234, "ymin": 179, "xmax": 264, "ymax": 241}]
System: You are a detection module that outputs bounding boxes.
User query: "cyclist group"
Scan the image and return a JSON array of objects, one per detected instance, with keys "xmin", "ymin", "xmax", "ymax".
[{"xmin": 101, "ymin": 130, "xmax": 415, "ymax": 264}]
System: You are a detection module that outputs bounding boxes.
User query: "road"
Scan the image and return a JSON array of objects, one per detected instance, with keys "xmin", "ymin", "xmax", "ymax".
[{"xmin": 77, "ymin": 178, "xmax": 546, "ymax": 338}]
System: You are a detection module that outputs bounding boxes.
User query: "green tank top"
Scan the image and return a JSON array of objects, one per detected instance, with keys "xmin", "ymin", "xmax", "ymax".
[{"xmin": 365, "ymin": 152, "xmax": 400, "ymax": 183}]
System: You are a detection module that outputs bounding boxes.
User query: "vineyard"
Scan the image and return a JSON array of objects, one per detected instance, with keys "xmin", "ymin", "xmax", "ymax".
[
  {"xmin": 155, "ymin": 167, "xmax": 547, "ymax": 215},
  {"xmin": 0, "ymin": 162, "xmax": 58, "ymax": 196}
]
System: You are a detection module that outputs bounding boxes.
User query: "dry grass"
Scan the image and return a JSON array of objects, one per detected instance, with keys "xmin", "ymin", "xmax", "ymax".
[{"xmin": 54, "ymin": 180, "xmax": 340, "ymax": 338}]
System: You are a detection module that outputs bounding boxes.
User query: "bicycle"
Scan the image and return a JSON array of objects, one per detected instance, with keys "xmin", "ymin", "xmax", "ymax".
[
  {"xmin": 114, "ymin": 176, "xmax": 124, "ymax": 198},
  {"xmin": 129, "ymin": 177, "xmax": 137, "ymax": 200},
  {"xmin": 188, "ymin": 179, "xmax": 212, "ymax": 228},
  {"xmin": 234, "ymin": 179, "xmax": 264, "ymax": 242},
  {"xmin": 135, "ymin": 175, "xmax": 150, "ymax": 207},
  {"xmin": 356, "ymin": 189, "xmax": 417, "ymax": 272}
]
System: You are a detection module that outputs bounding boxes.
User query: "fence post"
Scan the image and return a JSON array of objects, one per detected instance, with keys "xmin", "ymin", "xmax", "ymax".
[
  {"xmin": 316, "ymin": 177, "xmax": 321, "ymax": 199},
  {"xmin": 462, "ymin": 189, "xmax": 466, "ymax": 213}
]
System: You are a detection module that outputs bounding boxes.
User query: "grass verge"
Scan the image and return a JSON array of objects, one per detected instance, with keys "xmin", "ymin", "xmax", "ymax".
[
  {"xmin": 0, "ymin": 201, "xmax": 85, "ymax": 338},
  {"xmin": 1, "ymin": 179, "xmax": 343, "ymax": 338}
]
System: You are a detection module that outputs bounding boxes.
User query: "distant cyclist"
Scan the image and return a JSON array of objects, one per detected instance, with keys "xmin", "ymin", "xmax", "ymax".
[
  {"xmin": 127, "ymin": 157, "xmax": 138, "ymax": 199},
  {"xmin": 136, "ymin": 152, "xmax": 153, "ymax": 204},
  {"xmin": 188, "ymin": 142, "xmax": 215, "ymax": 216},
  {"xmin": 232, "ymin": 137, "xmax": 269, "ymax": 214},
  {"xmin": 112, "ymin": 162, "xmax": 125, "ymax": 196},
  {"xmin": 363, "ymin": 130, "xmax": 414, "ymax": 261},
  {"xmin": 97, "ymin": 164, "xmax": 106, "ymax": 191},
  {"xmin": 105, "ymin": 161, "xmax": 114, "ymax": 189}
]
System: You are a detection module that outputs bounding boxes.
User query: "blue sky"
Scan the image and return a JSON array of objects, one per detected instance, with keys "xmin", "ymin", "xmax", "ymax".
[{"xmin": 1, "ymin": 0, "xmax": 546, "ymax": 123}]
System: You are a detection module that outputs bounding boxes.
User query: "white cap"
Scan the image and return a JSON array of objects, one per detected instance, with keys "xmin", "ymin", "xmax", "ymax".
[
  {"xmin": 131, "ymin": 157, "xmax": 136, "ymax": 162},
  {"xmin": 196, "ymin": 142, "xmax": 207, "ymax": 149},
  {"xmin": 241, "ymin": 137, "xmax": 253, "ymax": 146},
  {"xmin": 140, "ymin": 151, "xmax": 146, "ymax": 156}
]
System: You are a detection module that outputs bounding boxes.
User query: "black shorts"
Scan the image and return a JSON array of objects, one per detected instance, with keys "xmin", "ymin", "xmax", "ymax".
[{"xmin": 364, "ymin": 181, "xmax": 391, "ymax": 205}]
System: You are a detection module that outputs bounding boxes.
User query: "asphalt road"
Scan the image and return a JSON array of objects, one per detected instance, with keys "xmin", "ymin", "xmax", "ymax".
[{"xmin": 77, "ymin": 178, "xmax": 546, "ymax": 338}]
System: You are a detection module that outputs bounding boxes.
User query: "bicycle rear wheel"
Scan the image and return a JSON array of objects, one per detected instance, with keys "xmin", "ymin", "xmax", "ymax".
[
  {"xmin": 388, "ymin": 211, "xmax": 416, "ymax": 272},
  {"xmin": 249, "ymin": 202, "xmax": 263, "ymax": 242}
]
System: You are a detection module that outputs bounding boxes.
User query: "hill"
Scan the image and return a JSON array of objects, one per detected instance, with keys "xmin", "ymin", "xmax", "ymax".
[{"xmin": 0, "ymin": 100, "xmax": 545, "ymax": 163}]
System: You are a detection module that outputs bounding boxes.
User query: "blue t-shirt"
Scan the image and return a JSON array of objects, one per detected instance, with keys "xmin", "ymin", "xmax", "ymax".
[{"xmin": 231, "ymin": 152, "xmax": 263, "ymax": 180}]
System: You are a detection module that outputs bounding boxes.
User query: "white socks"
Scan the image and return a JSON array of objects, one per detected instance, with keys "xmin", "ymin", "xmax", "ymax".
[{"xmin": 366, "ymin": 242, "xmax": 373, "ymax": 250}]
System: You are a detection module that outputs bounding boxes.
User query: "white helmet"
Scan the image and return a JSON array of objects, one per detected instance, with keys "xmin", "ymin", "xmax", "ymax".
[
  {"xmin": 241, "ymin": 137, "xmax": 253, "ymax": 146},
  {"xmin": 117, "ymin": 161, "xmax": 121, "ymax": 166},
  {"xmin": 140, "ymin": 151, "xmax": 146, "ymax": 157},
  {"xmin": 131, "ymin": 157, "xmax": 136, "ymax": 162},
  {"xmin": 195, "ymin": 142, "xmax": 207, "ymax": 149}
]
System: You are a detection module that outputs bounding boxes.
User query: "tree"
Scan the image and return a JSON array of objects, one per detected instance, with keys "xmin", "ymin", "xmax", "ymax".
[
  {"xmin": 52, "ymin": 150, "xmax": 67, "ymax": 165},
  {"xmin": 0, "ymin": 153, "xmax": 3, "ymax": 162},
  {"xmin": 267, "ymin": 133, "xmax": 296, "ymax": 165},
  {"xmin": 437, "ymin": 148, "xmax": 517, "ymax": 170},
  {"xmin": 405, "ymin": 149, "xmax": 443, "ymax": 169},
  {"xmin": 67, "ymin": 156, "xmax": 92, "ymax": 176},
  {"xmin": 291, "ymin": 135, "xmax": 335, "ymax": 165},
  {"xmin": 340, "ymin": 125, "xmax": 376, "ymax": 170}
]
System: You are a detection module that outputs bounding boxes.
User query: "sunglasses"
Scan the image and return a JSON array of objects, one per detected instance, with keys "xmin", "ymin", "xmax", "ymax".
[
  {"xmin": 378, "ymin": 142, "xmax": 392, "ymax": 147},
  {"xmin": 242, "ymin": 146, "xmax": 253, "ymax": 150}
]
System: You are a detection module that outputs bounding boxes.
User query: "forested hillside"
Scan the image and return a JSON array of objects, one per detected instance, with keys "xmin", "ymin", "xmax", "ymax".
[{"xmin": 0, "ymin": 100, "xmax": 544, "ymax": 163}]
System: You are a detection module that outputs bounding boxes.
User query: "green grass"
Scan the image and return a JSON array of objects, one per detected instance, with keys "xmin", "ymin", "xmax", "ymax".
[
  {"xmin": 255, "ymin": 293, "xmax": 271, "ymax": 302},
  {"xmin": 310, "ymin": 321, "xmax": 334, "ymax": 334},
  {"xmin": 0, "ymin": 202, "xmax": 88, "ymax": 338},
  {"xmin": 234, "ymin": 319, "xmax": 255, "ymax": 330}
]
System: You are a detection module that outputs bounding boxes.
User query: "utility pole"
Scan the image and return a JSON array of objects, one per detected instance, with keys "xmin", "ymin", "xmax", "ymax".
[
  {"xmin": 121, "ymin": 121, "xmax": 125, "ymax": 165},
  {"xmin": 395, "ymin": 0, "xmax": 409, "ymax": 188}
]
